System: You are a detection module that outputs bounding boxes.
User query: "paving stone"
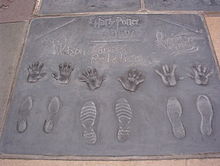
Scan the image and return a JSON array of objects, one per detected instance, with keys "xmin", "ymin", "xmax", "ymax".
[
  {"xmin": 0, "ymin": 14, "xmax": 220, "ymax": 159},
  {"xmin": 205, "ymin": 17, "xmax": 220, "ymax": 63},
  {"xmin": 0, "ymin": 0, "xmax": 36, "ymax": 23},
  {"xmin": 39, "ymin": 0, "xmax": 140, "ymax": 14},
  {"xmin": 187, "ymin": 159, "xmax": 220, "ymax": 166},
  {"xmin": 145, "ymin": 0, "xmax": 220, "ymax": 11},
  {"xmin": 0, "ymin": 22, "xmax": 28, "ymax": 134},
  {"xmin": 0, "ymin": 160, "xmax": 187, "ymax": 166}
]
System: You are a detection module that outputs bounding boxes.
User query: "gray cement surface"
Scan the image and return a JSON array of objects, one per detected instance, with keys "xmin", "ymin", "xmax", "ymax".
[
  {"xmin": 145, "ymin": 0, "xmax": 220, "ymax": 11},
  {"xmin": 39, "ymin": 0, "xmax": 140, "ymax": 14},
  {"xmin": 1, "ymin": 14, "xmax": 220, "ymax": 158},
  {"xmin": 0, "ymin": 22, "xmax": 28, "ymax": 134}
]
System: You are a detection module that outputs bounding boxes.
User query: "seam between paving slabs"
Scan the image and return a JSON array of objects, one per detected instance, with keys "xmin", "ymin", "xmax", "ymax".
[
  {"xmin": 0, "ymin": 21, "xmax": 31, "ymax": 137},
  {"xmin": 33, "ymin": 0, "xmax": 220, "ymax": 16},
  {"xmin": 33, "ymin": 0, "xmax": 43, "ymax": 15},
  {"xmin": 203, "ymin": 16, "xmax": 220, "ymax": 79}
]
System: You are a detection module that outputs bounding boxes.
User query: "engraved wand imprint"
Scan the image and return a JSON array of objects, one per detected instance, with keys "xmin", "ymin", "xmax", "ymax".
[
  {"xmin": 118, "ymin": 69, "xmax": 145, "ymax": 92},
  {"xmin": 43, "ymin": 97, "xmax": 61, "ymax": 134},
  {"xmin": 167, "ymin": 97, "xmax": 186, "ymax": 139},
  {"xmin": 196, "ymin": 95, "xmax": 214, "ymax": 136},
  {"xmin": 79, "ymin": 68, "xmax": 105, "ymax": 90},
  {"xmin": 80, "ymin": 101, "xmax": 97, "ymax": 145},
  {"xmin": 17, "ymin": 96, "xmax": 33, "ymax": 133},
  {"xmin": 155, "ymin": 64, "xmax": 178, "ymax": 87},
  {"xmin": 27, "ymin": 62, "xmax": 46, "ymax": 83},
  {"xmin": 115, "ymin": 98, "xmax": 133, "ymax": 142},
  {"xmin": 188, "ymin": 64, "xmax": 213, "ymax": 86},
  {"xmin": 52, "ymin": 63, "xmax": 74, "ymax": 84}
]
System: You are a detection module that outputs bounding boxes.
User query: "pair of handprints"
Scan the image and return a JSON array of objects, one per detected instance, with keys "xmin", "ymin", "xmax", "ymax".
[
  {"xmin": 27, "ymin": 62, "xmax": 74, "ymax": 84},
  {"xmin": 155, "ymin": 64, "xmax": 213, "ymax": 87}
]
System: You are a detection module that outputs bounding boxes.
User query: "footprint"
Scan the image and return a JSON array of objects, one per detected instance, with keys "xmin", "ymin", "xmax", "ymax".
[
  {"xmin": 167, "ymin": 97, "xmax": 186, "ymax": 139},
  {"xmin": 115, "ymin": 98, "xmax": 133, "ymax": 142},
  {"xmin": 17, "ymin": 96, "xmax": 33, "ymax": 133},
  {"xmin": 196, "ymin": 95, "xmax": 214, "ymax": 136},
  {"xmin": 43, "ymin": 96, "xmax": 61, "ymax": 134},
  {"xmin": 80, "ymin": 101, "xmax": 97, "ymax": 145}
]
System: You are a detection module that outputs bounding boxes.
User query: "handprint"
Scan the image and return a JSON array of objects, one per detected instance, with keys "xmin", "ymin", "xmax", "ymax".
[
  {"xmin": 52, "ymin": 63, "xmax": 74, "ymax": 84},
  {"xmin": 118, "ymin": 69, "xmax": 145, "ymax": 92},
  {"xmin": 27, "ymin": 61, "xmax": 46, "ymax": 83},
  {"xmin": 79, "ymin": 68, "xmax": 105, "ymax": 90},
  {"xmin": 155, "ymin": 64, "xmax": 177, "ymax": 87},
  {"xmin": 189, "ymin": 64, "xmax": 213, "ymax": 86}
]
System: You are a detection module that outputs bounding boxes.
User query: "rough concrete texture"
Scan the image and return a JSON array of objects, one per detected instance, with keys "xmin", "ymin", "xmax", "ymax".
[
  {"xmin": 39, "ymin": 0, "xmax": 140, "ymax": 14},
  {"xmin": 0, "ymin": 1, "xmax": 220, "ymax": 166},
  {"xmin": 1, "ymin": 14, "xmax": 220, "ymax": 158},
  {"xmin": 0, "ymin": 22, "xmax": 28, "ymax": 134}
]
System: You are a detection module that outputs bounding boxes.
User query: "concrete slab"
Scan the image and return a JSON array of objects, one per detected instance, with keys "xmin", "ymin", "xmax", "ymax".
[
  {"xmin": 0, "ymin": 22, "xmax": 28, "ymax": 134},
  {"xmin": 145, "ymin": 0, "xmax": 220, "ymax": 11},
  {"xmin": 39, "ymin": 0, "xmax": 140, "ymax": 15},
  {"xmin": 0, "ymin": 160, "xmax": 187, "ymax": 166},
  {"xmin": 0, "ymin": 14, "xmax": 220, "ymax": 159},
  {"xmin": 205, "ymin": 17, "xmax": 220, "ymax": 63},
  {"xmin": 0, "ymin": 0, "xmax": 36, "ymax": 23},
  {"xmin": 187, "ymin": 159, "xmax": 220, "ymax": 166}
]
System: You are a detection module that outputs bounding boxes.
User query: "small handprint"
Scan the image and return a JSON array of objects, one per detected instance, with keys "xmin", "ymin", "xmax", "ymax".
[
  {"xmin": 189, "ymin": 64, "xmax": 213, "ymax": 86},
  {"xmin": 27, "ymin": 61, "xmax": 46, "ymax": 83},
  {"xmin": 52, "ymin": 63, "xmax": 74, "ymax": 84},
  {"xmin": 79, "ymin": 68, "xmax": 105, "ymax": 90},
  {"xmin": 155, "ymin": 64, "xmax": 177, "ymax": 87},
  {"xmin": 118, "ymin": 69, "xmax": 145, "ymax": 92}
]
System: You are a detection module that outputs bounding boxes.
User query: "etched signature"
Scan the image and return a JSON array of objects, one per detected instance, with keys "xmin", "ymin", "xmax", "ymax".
[
  {"xmin": 89, "ymin": 16, "xmax": 140, "ymax": 29},
  {"xmin": 156, "ymin": 31, "xmax": 201, "ymax": 56}
]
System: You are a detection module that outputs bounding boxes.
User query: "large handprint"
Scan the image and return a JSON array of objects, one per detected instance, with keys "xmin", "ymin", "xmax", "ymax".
[
  {"xmin": 155, "ymin": 64, "xmax": 177, "ymax": 87},
  {"xmin": 52, "ymin": 63, "xmax": 74, "ymax": 84},
  {"xmin": 27, "ymin": 61, "xmax": 46, "ymax": 83},
  {"xmin": 119, "ymin": 69, "xmax": 145, "ymax": 92},
  {"xmin": 189, "ymin": 64, "xmax": 213, "ymax": 86},
  {"xmin": 79, "ymin": 68, "xmax": 105, "ymax": 90}
]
